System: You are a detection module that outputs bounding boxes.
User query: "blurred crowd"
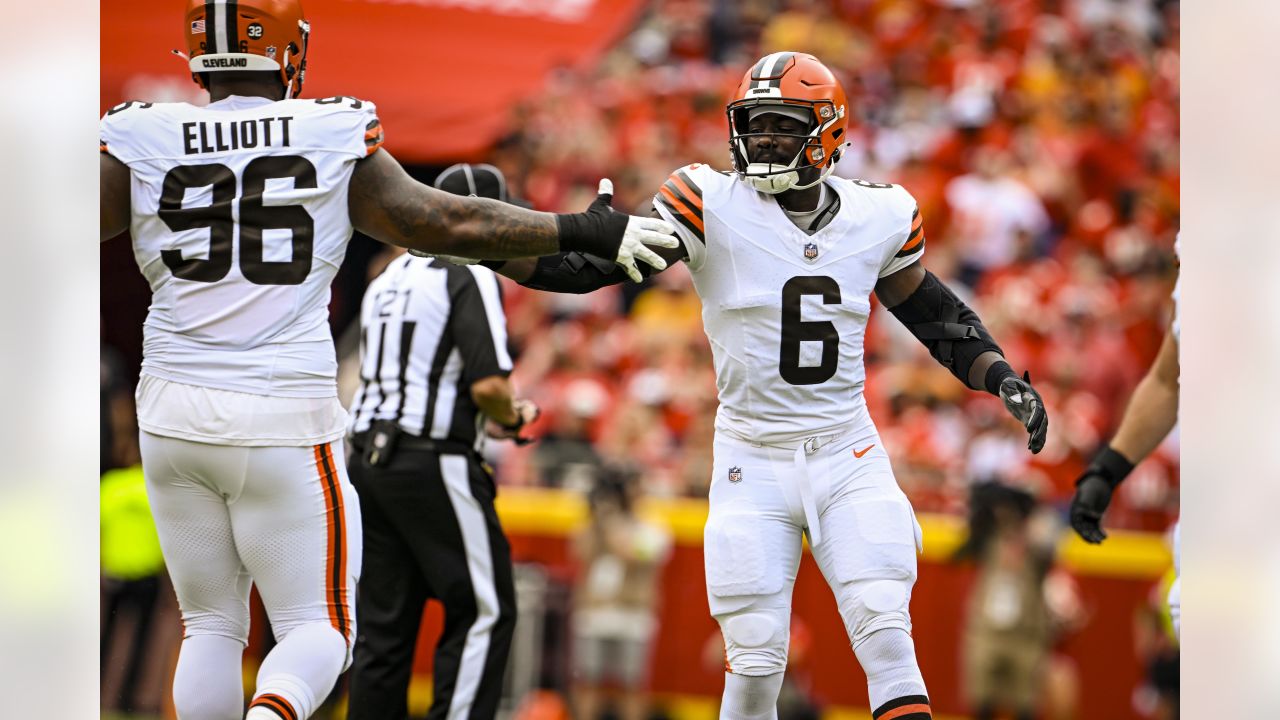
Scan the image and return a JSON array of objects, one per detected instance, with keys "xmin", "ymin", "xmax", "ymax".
[{"xmin": 471, "ymin": 0, "xmax": 1181, "ymax": 532}]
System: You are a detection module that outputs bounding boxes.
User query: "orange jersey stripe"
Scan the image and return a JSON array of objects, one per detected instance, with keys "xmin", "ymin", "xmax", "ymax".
[
  {"xmin": 667, "ymin": 174, "xmax": 703, "ymax": 212},
  {"xmin": 659, "ymin": 185, "xmax": 705, "ymax": 234},
  {"xmin": 899, "ymin": 230, "xmax": 925, "ymax": 254},
  {"xmin": 364, "ymin": 119, "xmax": 385, "ymax": 155},
  {"xmin": 878, "ymin": 704, "xmax": 931, "ymax": 720}
]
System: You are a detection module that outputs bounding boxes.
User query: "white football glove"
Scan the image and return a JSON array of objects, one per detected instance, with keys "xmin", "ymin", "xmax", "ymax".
[{"xmin": 595, "ymin": 178, "xmax": 679, "ymax": 282}]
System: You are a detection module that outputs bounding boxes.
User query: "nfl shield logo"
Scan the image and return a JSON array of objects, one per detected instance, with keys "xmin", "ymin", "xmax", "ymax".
[
  {"xmin": 728, "ymin": 466, "xmax": 743, "ymax": 483},
  {"xmin": 804, "ymin": 242, "xmax": 819, "ymax": 260}
]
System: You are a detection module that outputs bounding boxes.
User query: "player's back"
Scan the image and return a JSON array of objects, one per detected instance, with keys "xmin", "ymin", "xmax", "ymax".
[{"xmin": 101, "ymin": 94, "xmax": 383, "ymax": 398}]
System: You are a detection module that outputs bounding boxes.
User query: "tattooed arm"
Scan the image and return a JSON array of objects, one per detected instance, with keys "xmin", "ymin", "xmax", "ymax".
[
  {"xmin": 462, "ymin": 206, "xmax": 688, "ymax": 293},
  {"xmin": 350, "ymin": 148, "xmax": 559, "ymax": 258},
  {"xmin": 349, "ymin": 150, "xmax": 677, "ymax": 275}
]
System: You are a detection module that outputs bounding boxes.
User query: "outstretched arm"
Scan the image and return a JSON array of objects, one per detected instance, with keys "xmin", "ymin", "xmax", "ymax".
[
  {"xmin": 439, "ymin": 204, "xmax": 688, "ymax": 294},
  {"xmin": 101, "ymin": 153, "xmax": 131, "ymax": 242},
  {"xmin": 876, "ymin": 261, "xmax": 1048, "ymax": 453},
  {"xmin": 349, "ymin": 151, "xmax": 676, "ymax": 277},
  {"xmin": 1109, "ymin": 328, "xmax": 1180, "ymax": 462},
  {"xmin": 1070, "ymin": 326, "xmax": 1179, "ymax": 543}
]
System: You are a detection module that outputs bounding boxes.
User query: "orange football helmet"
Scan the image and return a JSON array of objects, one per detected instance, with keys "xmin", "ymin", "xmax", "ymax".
[
  {"xmin": 182, "ymin": 0, "xmax": 312, "ymax": 98},
  {"xmin": 727, "ymin": 52, "xmax": 849, "ymax": 193}
]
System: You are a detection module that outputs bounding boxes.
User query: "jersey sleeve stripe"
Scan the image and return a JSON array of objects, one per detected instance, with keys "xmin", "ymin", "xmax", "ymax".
[
  {"xmin": 655, "ymin": 194, "xmax": 704, "ymax": 242},
  {"xmin": 658, "ymin": 186, "xmax": 706, "ymax": 237},
  {"xmin": 667, "ymin": 172, "xmax": 704, "ymax": 214},
  {"xmin": 896, "ymin": 206, "xmax": 925, "ymax": 256},
  {"xmin": 364, "ymin": 118, "xmax": 384, "ymax": 155},
  {"xmin": 896, "ymin": 231, "xmax": 925, "ymax": 257}
]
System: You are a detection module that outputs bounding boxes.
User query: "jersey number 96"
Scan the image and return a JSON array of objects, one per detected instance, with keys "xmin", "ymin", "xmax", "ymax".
[{"xmin": 158, "ymin": 155, "xmax": 316, "ymax": 285}]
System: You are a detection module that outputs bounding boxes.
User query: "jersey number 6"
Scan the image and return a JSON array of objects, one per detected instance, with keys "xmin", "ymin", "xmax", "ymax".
[
  {"xmin": 780, "ymin": 275, "xmax": 841, "ymax": 385},
  {"xmin": 158, "ymin": 155, "xmax": 316, "ymax": 285}
]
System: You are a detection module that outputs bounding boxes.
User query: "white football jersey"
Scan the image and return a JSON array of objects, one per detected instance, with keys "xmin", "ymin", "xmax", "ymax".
[
  {"xmin": 653, "ymin": 164, "xmax": 925, "ymax": 444},
  {"xmin": 100, "ymin": 94, "xmax": 384, "ymax": 399}
]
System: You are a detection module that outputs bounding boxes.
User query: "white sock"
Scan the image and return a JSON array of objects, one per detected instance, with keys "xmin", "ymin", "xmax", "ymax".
[
  {"xmin": 172, "ymin": 634, "xmax": 246, "ymax": 720},
  {"xmin": 247, "ymin": 623, "xmax": 346, "ymax": 719},
  {"xmin": 853, "ymin": 628, "xmax": 930, "ymax": 717},
  {"xmin": 719, "ymin": 671, "xmax": 785, "ymax": 720}
]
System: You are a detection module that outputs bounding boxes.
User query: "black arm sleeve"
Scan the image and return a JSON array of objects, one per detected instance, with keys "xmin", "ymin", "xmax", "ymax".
[
  {"xmin": 887, "ymin": 270, "xmax": 1009, "ymax": 391},
  {"xmin": 519, "ymin": 252, "xmax": 648, "ymax": 294}
]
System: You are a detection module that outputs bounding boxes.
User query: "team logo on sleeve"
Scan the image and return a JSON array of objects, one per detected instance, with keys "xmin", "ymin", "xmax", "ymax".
[
  {"xmin": 728, "ymin": 466, "xmax": 744, "ymax": 483},
  {"xmin": 804, "ymin": 242, "xmax": 819, "ymax": 260}
]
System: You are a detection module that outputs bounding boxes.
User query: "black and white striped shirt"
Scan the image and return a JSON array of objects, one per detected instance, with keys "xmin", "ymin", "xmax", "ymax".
[{"xmin": 348, "ymin": 255, "xmax": 512, "ymax": 446}]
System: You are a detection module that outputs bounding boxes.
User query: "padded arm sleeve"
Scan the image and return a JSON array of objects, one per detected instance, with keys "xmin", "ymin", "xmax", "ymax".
[
  {"xmin": 519, "ymin": 251, "xmax": 641, "ymax": 294},
  {"xmin": 887, "ymin": 270, "xmax": 1006, "ymax": 389}
]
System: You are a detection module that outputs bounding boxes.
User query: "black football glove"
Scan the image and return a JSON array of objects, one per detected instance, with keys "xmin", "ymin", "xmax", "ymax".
[
  {"xmin": 556, "ymin": 179, "xmax": 677, "ymax": 282},
  {"xmin": 1070, "ymin": 473, "xmax": 1114, "ymax": 544},
  {"xmin": 1069, "ymin": 446, "xmax": 1134, "ymax": 544},
  {"xmin": 999, "ymin": 370, "xmax": 1048, "ymax": 453}
]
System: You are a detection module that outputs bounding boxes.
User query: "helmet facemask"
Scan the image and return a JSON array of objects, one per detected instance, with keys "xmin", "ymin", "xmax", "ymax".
[{"xmin": 727, "ymin": 98, "xmax": 845, "ymax": 194}]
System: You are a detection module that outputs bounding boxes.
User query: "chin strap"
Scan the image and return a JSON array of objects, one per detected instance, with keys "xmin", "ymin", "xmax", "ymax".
[
  {"xmin": 789, "ymin": 162, "xmax": 838, "ymax": 190},
  {"xmin": 744, "ymin": 161, "xmax": 836, "ymax": 194}
]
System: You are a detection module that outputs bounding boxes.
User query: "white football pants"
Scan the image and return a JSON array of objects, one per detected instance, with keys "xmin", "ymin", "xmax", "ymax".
[
  {"xmin": 140, "ymin": 432, "xmax": 361, "ymax": 719},
  {"xmin": 705, "ymin": 428, "xmax": 924, "ymax": 676}
]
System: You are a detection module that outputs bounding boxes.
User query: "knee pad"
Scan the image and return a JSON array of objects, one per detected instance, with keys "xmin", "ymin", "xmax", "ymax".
[
  {"xmin": 719, "ymin": 609, "xmax": 789, "ymax": 676},
  {"xmin": 836, "ymin": 578, "xmax": 914, "ymax": 647}
]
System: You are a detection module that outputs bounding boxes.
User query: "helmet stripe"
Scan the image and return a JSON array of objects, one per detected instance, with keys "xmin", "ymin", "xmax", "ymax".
[
  {"xmin": 769, "ymin": 52, "xmax": 795, "ymax": 87},
  {"xmin": 204, "ymin": 1, "xmax": 220, "ymax": 53},
  {"xmin": 210, "ymin": 1, "xmax": 230, "ymax": 55},
  {"xmin": 226, "ymin": 0, "xmax": 239, "ymax": 53}
]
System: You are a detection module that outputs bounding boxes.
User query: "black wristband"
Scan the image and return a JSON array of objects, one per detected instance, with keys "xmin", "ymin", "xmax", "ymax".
[
  {"xmin": 555, "ymin": 211, "xmax": 626, "ymax": 259},
  {"xmin": 479, "ymin": 260, "xmax": 507, "ymax": 271},
  {"xmin": 984, "ymin": 360, "xmax": 1017, "ymax": 395},
  {"xmin": 1084, "ymin": 446, "xmax": 1136, "ymax": 489}
]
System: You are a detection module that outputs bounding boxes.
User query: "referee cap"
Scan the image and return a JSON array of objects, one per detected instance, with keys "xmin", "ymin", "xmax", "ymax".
[{"xmin": 434, "ymin": 163, "xmax": 529, "ymax": 206}]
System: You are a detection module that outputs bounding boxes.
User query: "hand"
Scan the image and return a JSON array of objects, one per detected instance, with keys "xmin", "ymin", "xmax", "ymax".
[
  {"xmin": 1069, "ymin": 473, "xmax": 1113, "ymax": 544},
  {"xmin": 485, "ymin": 398, "xmax": 540, "ymax": 445},
  {"xmin": 999, "ymin": 370, "xmax": 1048, "ymax": 453},
  {"xmin": 590, "ymin": 179, "xmax": 679, "ymax": 282}
]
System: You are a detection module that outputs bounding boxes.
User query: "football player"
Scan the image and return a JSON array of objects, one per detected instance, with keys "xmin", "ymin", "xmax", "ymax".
[
  {"xmin": 1070, "ymin": 252, "xmax": 1180, "ymax": 636},
  {"xmin": 447, "ymin": 53, "xmax": 1049, "ymax": 720},
  {"xmin": 99, "ymin": 3, "xmax": 675, "ymax": 719}
]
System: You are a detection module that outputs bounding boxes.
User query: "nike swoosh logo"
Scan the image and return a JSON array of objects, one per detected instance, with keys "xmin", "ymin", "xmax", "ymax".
[{"xmin": 853, "ymin": 444, "xmax": 875, "ymax": 458}]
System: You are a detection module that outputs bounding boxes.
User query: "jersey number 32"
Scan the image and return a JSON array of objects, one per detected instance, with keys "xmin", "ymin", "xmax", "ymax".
[{"xmin": 159, "ymin": 155, "xmax": 316, "ymax": 285}]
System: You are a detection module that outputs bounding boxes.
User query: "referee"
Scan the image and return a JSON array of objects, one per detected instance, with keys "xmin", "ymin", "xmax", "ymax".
[{"xmin": 346, "ymin": 164, "xmax": 539, "ymax": 720}]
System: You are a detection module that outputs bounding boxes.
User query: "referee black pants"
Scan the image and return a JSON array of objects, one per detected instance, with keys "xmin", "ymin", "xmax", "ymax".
[{"xmin": 347, "ymin": 447, "xmax": 516, "ymax": 720}]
